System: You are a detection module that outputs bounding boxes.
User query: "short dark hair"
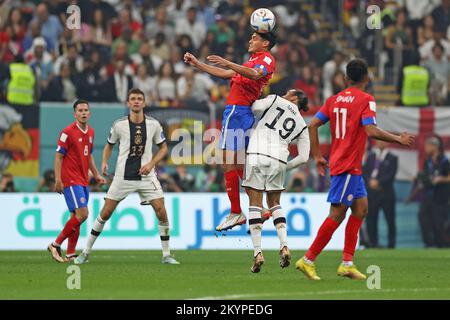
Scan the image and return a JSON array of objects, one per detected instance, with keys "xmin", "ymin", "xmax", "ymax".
[
  {"xmin": 257, "ymin": 31, "xmax": 277, "ymax": 50},
  {"xmin": 346, "ymin": 59, "xmax": 368, "ymax": 83},
  {"xmin": 433, "ymin": 42, "xmax": 444, "ymax": 53},
  {"xmin": 127, "ymin": 88, "xmax": 145, "ymax": 101},
  {"xmin": 291, "ymin": 89, "xmax": 309, "ymax": 111},
  {"xmin": 73, "ymin": 99, "xmax": 89, "ymax": 111}
]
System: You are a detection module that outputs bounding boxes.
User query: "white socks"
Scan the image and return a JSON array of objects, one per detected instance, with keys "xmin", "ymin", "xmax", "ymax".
[
  {"xmin": 248, "ymin": 206, "xmax": 263, "ymax": 257},
  {"xmin": 271, "ymin": 205, "xmax": 288, "ymax": 250},
  {"xmin": 83, "ymin": 216, "xmax": 106, "ymax": 254},
  {"xmin": 158, "ymin": 221, "xmax": 171, "ymax": 257}
]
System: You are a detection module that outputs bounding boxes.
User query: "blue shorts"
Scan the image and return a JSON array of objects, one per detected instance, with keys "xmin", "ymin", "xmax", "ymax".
[
  {"xmin": 63, "ymin": 185, "xmax": 89, "ymax": 213},
  {"xmin": 219, "ymin": 105, "xmax": 254, "ymax": 151},
  {"xmin": 327, "ymin": 173, "xmax": 367, "ymax": 206}
]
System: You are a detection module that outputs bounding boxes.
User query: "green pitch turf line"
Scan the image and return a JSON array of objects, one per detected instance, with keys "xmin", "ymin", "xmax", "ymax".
[{"xmin": 0, "ymin": 249, "xmax": 449, "ymax": 300}]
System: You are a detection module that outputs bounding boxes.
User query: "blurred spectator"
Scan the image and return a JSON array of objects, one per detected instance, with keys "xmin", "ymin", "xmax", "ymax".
[
  {"xmin": 216, "ymin": 0, "xmax": 243, "ymax": 24},
  {"xmin": 133, "ymin": 63, "xmax": 156, "ymax": 105},
  {"xmin": 410, "ymin": 135, "xmax": 450, "ymax": 248},
  {"xmin": 112, "ymin": 27, "xmax": 141, "ymax": 58},
  {"xmin": 266, "ymin": 60, "xmax": 295, "ymax": 96},
  {"xmin": 104, "ymin": 59, "xmax": 134, "ymax": 103},
  {"xmin": 152, "ymin": 32, "xmax": 171, "ymax": 61},
  {"xmin": 24, "ymin": 37, "xmax": 53, "ymax": 95},
  {"xmin": 209, "ymin": 15, "xmax": 235, "ymax": 56},
  {"xmin": 196, "ymin": 0, "xmax": 216, "ymax": 29},
  {"xmin": 384, "ymin": 8, "xmax": 414, "ymax": 67},
  {"xmin": 288, "ymin": 10, "xmax": 316, "ymax": 47},
  {"xmin": 322, "ymin": 51, "xmax": 347, "ymax": 100},
  {"xmin": 431, "ymin": 0, "xmax": 450, "ymax": 33},
  {"xmin": 307, "ymin": 27, "xmax": 335, "ymax": 66},
  {"xmin": 155, "ymin": 157, "xmax": 183, "ymax": 192},
  {"xmin": 110, "ymin": 8, "xmax": 142, "ymax": 40},
  {"xmin": 175, "ymin": 7, "xmax": 206, "ymax": 50},
  {"xmin": 74, "ymin": 56, "xmax": 104, "ymax": 102},
  {"xmin": 131, "ymin": 42, "xmax": 162, "ymax": 77},
  {"xmin": 30, "ymin": 3, "xmax": 62, "ymax": 53},
  {"xmin": 363, "ymin": 140, "xmax": 398, "ymax": 248},
  {"xmin": 419, "ymin": 29, "xmax": 450, "ymax": 60},
  {"xmin": 155, "ymin": 61, "xmax": 178, "ymax": 104},
  {"xmin": 332, "ymin": 70, "xmax": 347, "ymax": 95},
  {"xmin": 145, "ymin": 6, "xmax": 175, "ymax": 45},
  {"xmin": 177, "ymin": 67, "xmax": 214, "ymax": 105},
  {"xmin": 89, "ymin": 8, "xmax": 113, "ymax": 60},
  {"xmin": 417, "ymin": 15, "xmax": 435, "ymax": 46},
  {"xmin": 294, "ymin": 65, "xmax": 320, "ymax": 106},
  {"xmin": 0, "ymin": 7, "xmax": 27, "ymax": 63},
  {"xmin": 423, "ymin": 43, "xmax": 450, "ymax": 106},
  {"xmin": 22, "ymin": 20, "xmax": 54, "ymax": 53},
  {"xmin": 53, "ymin": 43, "xmax": 83, "ymax": 75},
  {"xmin": 167, "ymin": 0, "xmax": 193, "ymax": 26},
  {"xmin": 199, "ymin": 162, "xmax": 225, "ymax": 192},
  {"xmin": 171, "ymin": 165, "xmax": 195, "ymax": 191},
  {"xmin": 6, "ymin": 55, "xmax": 36, "ymax": 106},
  {"xmin": 400, "ymin": 52, "xmax": 430, "ymax": 106},
  {"xmin": 43, "ymin": 62, "xmax": 76, "ymax": 102},
  {"xmin": 36, "ymin": 169, "xmax": 55, "ymax": 192},
  {"xmin": 176, "ymin": 34, "xmax": 195, "ymax": 59},
  {"xmin": 0, "ymin": 173, "xmax": 16, "ymax": 192}
]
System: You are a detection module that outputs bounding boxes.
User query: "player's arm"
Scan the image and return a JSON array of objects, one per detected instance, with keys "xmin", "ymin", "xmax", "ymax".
[
  {"xmin": 54, "ymin": 152, "xmax": 64, "ymax": 194},
  {"xmin": 364, "ymin": 125, "xmax": 414, "ymax": 146},
  {"xmin": 184, "ymin": 52, "xmax": 235, "ymax": 79},
  {"xmin": 89, "ymin": 155, "xmax": 106, "ymax": 184},
  {"xmin": 308, "ymin": 117, "xmax": 328, "ymax": 176},
  {"xmin": 102, "ymin": 143, "xmax": 114, "ymax": 176},
  {"xmin": 138, "ymin": 141, "xmax": 168, "ymax": 176},
  {"xmin": 287, "ymin": 127, "xmax": 310, "ymax": 170},
  {"xmin": 207, "ymin": 55, "xmax": 265, "ymax": 80}
]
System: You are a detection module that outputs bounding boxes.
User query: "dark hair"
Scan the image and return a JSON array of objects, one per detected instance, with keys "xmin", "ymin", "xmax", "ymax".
[
  {"xmin": 257, "ymin": 31, "xmax": 277, "ymax": 50},
  {"xmin": 73, "ymin": 99, "xmax": 89, "ymax": 111},
  {"xmin": 432, "ymin": 42, "xmax": 444, "ymax": 53},
  {"xmin": 127, "ymin": 88, "xmax": 145, "ymax": 101},
  {"xmin": 346, "ymin": 58, "xmax": 368, "ymax": 83},
  {"xmin": 291, "ymin": 89, "xmax": 309, "ymax": 111}
]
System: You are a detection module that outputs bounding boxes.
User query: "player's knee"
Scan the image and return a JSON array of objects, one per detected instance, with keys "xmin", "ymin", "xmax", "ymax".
[{"xmin": 75, "ymin": 208, "xmax": 89, "ymax": 221}]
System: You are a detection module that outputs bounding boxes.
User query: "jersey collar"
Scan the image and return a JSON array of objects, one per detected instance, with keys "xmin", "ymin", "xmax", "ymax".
[{"xmin": 75, "ymin": 122, "xmax": 88, "ymax": 134}]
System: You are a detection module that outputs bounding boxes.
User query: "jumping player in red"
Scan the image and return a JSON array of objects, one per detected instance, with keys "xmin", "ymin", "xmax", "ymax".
[
  {"xmin": 47, "ymin": 100, "xmax": 105, "ymax": 262},
  {"xmin": 296, "ymin": 59, "xmax": 414, "ymax": 280},
  {"xmin": 184, "ymin": 31, "xmax": 276, "ymax": 231}
]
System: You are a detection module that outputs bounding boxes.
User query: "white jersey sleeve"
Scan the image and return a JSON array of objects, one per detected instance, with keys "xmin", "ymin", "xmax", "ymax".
[
  {"xmin": 107, "ymin": 121, "xmax": 120, "ymax": 145},
  {"xmin": 251, "ymin": 94, "xmax": 278, "ymax": 118},
  {"xmin": 153, "ymin": 122, "xmax": 166, "ymax": 145}
]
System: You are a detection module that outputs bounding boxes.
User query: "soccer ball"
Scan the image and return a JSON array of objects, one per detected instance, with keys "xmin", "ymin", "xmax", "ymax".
[{"xmin": 250, "ymin": 8, "xmax": 276, "ymax": 33}]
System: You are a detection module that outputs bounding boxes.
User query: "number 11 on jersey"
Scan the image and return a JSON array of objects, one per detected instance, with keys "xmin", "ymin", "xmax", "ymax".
[{"xmin": 333, "ymin": 108, "xmax": 347, "ymax": 139}]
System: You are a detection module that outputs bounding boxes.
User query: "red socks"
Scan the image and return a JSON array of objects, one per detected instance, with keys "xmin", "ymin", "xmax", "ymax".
[
  {"xmin": 343, "ymin": 215, "xmax": 363, "ymax": 262},
  {"xmin": 66, "ymin": 224, "xmax": 80, "ymax": 256},
  {"xmin": 305, "ymin": 217, "xmax": 340, "ymax": 261},
  {"xmin": 55, "ymin": 215, "xmax": 81, "ymax": 246},
  {"xmin": 224, "ymin": 170, "xmax": 242, "ymax": 214}
]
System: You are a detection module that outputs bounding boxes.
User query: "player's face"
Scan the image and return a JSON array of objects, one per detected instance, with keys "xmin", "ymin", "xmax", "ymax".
[
  {"xmin": 127, "ymin": 93, "xmax": 145, "ymax": 113},
  {"xmin": 248, "ymin": 33, "xmax": 267, "ymax": 53},
  {"xmin": 74, "ymin": 103, "xmax": 90, "ymax": 124}
]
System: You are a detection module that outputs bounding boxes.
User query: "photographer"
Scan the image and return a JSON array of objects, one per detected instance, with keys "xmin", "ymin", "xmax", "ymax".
[
  {"xmin": 0, "ymin": 173, "xmax": 16, "ymax": 192},
  {"xmin": 411, "ymin": 136, "xmax": 450, "ymax": 248},
  {"xmin": 36, "ymin": 169, "xmax": 55, "ymax": 192}
]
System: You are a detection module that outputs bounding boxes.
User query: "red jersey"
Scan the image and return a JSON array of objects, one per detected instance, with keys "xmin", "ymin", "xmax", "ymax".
[
  {"xmin": 316, "ymin": 87, "xmax": 377, "ymax": 176},
  {"xmin": 56, "ymin": 122, "xmax": 94, "ymax": 187},
  {"xmin": 226, "ymin": 51, "xmax": 276, "ymax": 106}
]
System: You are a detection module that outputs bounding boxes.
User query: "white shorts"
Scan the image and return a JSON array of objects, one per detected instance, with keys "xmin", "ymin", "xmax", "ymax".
[
  {"xmin": 242, "ymin": 154, "xmax": 286, "ymax": 192},
  {"xmin": 106, "ymin": 176, "xmax": 164, "ymax": 205}
]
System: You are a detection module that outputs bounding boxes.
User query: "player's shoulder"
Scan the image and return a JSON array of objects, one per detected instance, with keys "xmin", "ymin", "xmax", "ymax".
[
  {"xmin": 145, "ymin": 115, "xmax": 162, "ymax": 125},
  {"xmin": 112, "ymin": 116, "xmax": 128, "ymax": 127}
]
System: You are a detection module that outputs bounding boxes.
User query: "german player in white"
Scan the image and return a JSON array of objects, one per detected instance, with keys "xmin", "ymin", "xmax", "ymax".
[
  {"xmin": 74, "ymin": 88, "xmax": 180, "ymax": 265},
  {"xmin": 243, "ymin": 89, "xmax": 310, "ymax": 273}
]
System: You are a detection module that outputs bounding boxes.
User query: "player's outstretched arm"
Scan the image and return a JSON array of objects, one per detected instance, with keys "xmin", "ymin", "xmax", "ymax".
[
  {"xmin": 54, "ymin": 152, "xmax": 64, "ymax": 194},
  {"xmin": 207, "ymin": 55, "xmax": 264, "ymax": 80},
  {"xmin": 102, "ymin": 143, "xmax": 114, "ymax": 176},
  {"xmin": 308, "ymin": 117, "xmax": 328, "ymax": 176},
  {"xmin": 364, "ymin": 124, "xmax": 415, "ymax": 146},
  {"xmin": 184, "ymin": 52, "xmax": 235, "ymax": 79},
  {"xmin": 138, "ymin": 142, "xmax": 168, "ymax": 176},
  {"xmin": 287, "ymin": 129, "xmax": 311, "ymax": 170}
]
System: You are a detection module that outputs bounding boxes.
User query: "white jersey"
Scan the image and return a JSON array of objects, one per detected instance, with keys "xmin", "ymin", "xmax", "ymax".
[
  {"xmin": 248, "ymin": 94, "xmax": 309, "ymax": 166},
  {"xmin": 107, "ymin": 115, "xmax": 165, "ymax": 181}
]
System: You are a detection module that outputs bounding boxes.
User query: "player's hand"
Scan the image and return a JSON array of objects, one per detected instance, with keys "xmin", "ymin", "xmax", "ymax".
[
  {"xmin": 184, "ymin": 52, "xmax": 198, "ymax": 66},
  {"xmin": 315, "ymin": 156, "xmax": 328, "ymax": 176},
  {"xmin": 102, "ymin": 163, "xmax": 109, "ymax": 176},
  {"xmin": 139, "ymin": 163, "xmax": 154, "ymax": 176},
  {"xmin": 398, "ymin": 132, "xmax": 415, "ymax": 147},
  {"xmin": 207, "ymin": 55, "xmax": 229, "ymax": 68},
  {"xmin": 55, "ymin": 180, "xmax": 64, "ymax": 194},
  {"xmin": 95, "ymin": 174, "xmax": 107, "ymax": 185}
]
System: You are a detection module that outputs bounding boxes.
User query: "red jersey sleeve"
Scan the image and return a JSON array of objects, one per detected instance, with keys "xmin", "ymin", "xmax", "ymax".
[
  {"xmin": 361, "ymin": 95, "xmax": 377, "ymax": 126},
  {"xmin": 56, "ymin": 130, "xmax": 70, "ymax": 155},
  {"xmin": 315, "ymin": 96, "xmax": 332, "ymax": 123},
  {"xmin": 254, "ymin": 53, "xmax": 275, "ymax": 77}
]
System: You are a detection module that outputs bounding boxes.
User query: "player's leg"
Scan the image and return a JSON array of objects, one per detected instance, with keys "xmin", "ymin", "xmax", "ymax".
[
  {"xmin": 267, "ymin": 192, "xmax": 290, "ymax": 268},
  {"xmin": 148, "ymin": 197, "xmax": 179, "ymax": 264},
  {"xmin": 66, "ymin": 187, "xmax": 90, "ymax": 261},
  {"xmin": 246, "ymin": 187, "xmax": 265, "ymax": 273},
  {"xmin": 48, "ymin": 186, "xmax": 87, "ymax": 263}
]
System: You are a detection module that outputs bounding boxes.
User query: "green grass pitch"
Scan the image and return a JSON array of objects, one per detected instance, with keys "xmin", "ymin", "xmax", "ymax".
[{"xmin": 1, "ymin": 249, "xmax": 449, "ymax": 299}]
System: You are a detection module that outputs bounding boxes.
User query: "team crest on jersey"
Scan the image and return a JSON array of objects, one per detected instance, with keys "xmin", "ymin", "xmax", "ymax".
[
  {"xmin": 80, "ymin": 197, "xmax": 86, "ymax": 204},
  {"xmin": 135, "ymin": 127, "xmax": 142, "ymax": 145},
  {"xmin": 347, "ymin": 194, "xmax": 354, "ymax": 202}
]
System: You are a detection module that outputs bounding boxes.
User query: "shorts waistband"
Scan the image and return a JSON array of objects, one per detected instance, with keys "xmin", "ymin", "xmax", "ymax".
[{"xmin": 225, "ymin": 104, "xmax": 252, "ymax": 110}]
